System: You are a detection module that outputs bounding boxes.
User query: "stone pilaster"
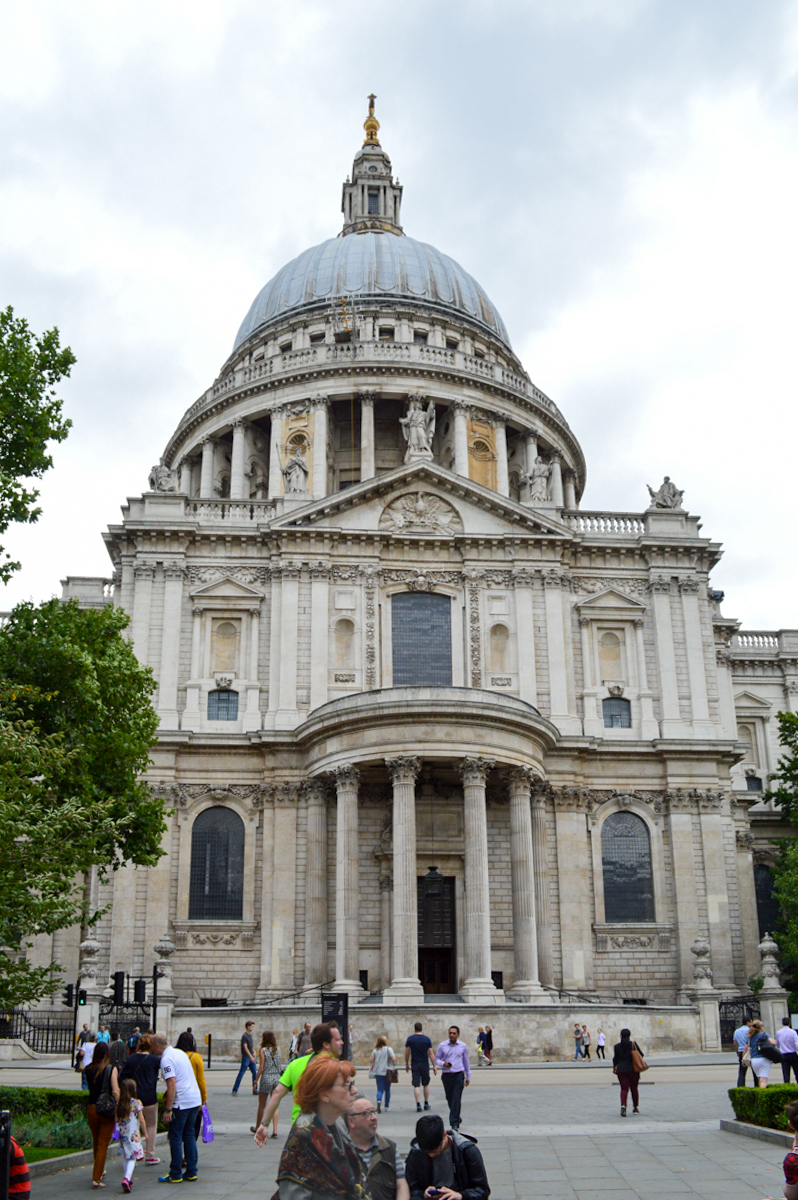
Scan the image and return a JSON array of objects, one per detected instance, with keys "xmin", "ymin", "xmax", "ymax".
[
  {"xmin": 697, "ymin": 792, "xmax": 735, "ymax": 988},
  {"xmin": 554, "ymin": 791, "xmax": 595, "ymax": 993},
  {"xmin": 276, "ymin": 563, "xmax": 300, "ymax": 729},
  {"xmin": 271, "ymin": 784, "xmax": 299, "ymax": 992},
  {"xmin": 268, "ymin": 406, "xmax": 283, "ymax": 500},
  {"xmin": 157, "ymin": 561, "xmax": 184, "ymax": 731},
  {"xmin": 312, "ymin": 396, "xmax": 329, "ymax": 499},
  {"xmin": 531, "ymin": 786, "xmax": 554, "ymax": 987},
  {"xmin": 131, "ymin": 563, "xmax": 154, "ymax": 663},
  {"xmin": 309, "ymin": 562, "xmax": 331, "ymax": 711},
  {"xmin": 649, "ymin": 576, "xmax": 687, "ymax": 737},
  {"xmin": 256, "ymin": 791, "xmax": 276, "ymax": 999},
  {"xmin": 303, "ymin": 780, "xmax": 329, "ymax": 991},
  {"xmin": 504, "ymin": 768, "xmax": 547, "ymax": 1001},
  {"xmin": 495, "ymin": 419, "xmax": 509, "ymax": 497},
  {"xmin": 453, "ymin": 401, "xmax": 469, "ymax": 477},
  {"xmin": 679, "ymin": 577, "xmax": 715, "ymax": 738},
  {"xmin": 332, "ymin": 765, "xmax": 364, "ymax": 1000},
  {"xmin": 360, "ymin": 394, "xmax": 375, "ymax": 481},
  {"xmin": 383, "ymin": 756, "xmax": 424, "ymax": 1004},
  {"xmin": 460, "ymin": 757, "xmax": 504, "ymax": 1004}
]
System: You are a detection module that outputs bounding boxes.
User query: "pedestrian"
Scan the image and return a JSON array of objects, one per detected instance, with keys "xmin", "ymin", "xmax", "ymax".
[
  {"xmin": 119, "ymin": 1033, "xmax": 161, "ymax": 1165},
  {"xmin": 483, "ymin": 1025, "xmax": 493, "ymax": 1065},
  {"xmin": 83, "ymin": 1039, "xmax": 120, "ymax": 1188},
  {"xmin": 289, "ymin": 1028, "xmax": 300, "ymax": 1061},
  {"xmin": 434, "ymin": 1026, "xmax": 470, "ymax": 1131},
  {"xmin": 733, "ymin": 1019, "xmax": 754, "ymax": 1087},
  {"xmin": 572, "ymin": 1024, "xmax": 584, "ymax": 1061},
  {"xmin": 8, "ymin": 1136, "xmax": 31, "ymax": 1200},
  {"xmin": 348, "ymin": 1024, "xmax": 355, "ymax": 1062},
  {"xmin": 476, "ymin": 1026, "xmax": 486, "ymax": 1067},
  {"xmin": 253, "ymin": 1029, "xmax": 282, "ymax": 1138},
  {"xmin": 109, "ymin": 1029, "xmax": 127, "ymax": 1071},
  {"xmin": 254, "ymin": 1020, "xmax": 343, "ymax": 1143},
  {"xmin": 783, "ymin": 1099, "xmax": 798, "ymax": 1200},
  {"xmin": 612, "ymin": 1027, "xmax": 643, "ymax": 1117},
  {"xmin": 405, "ymin": 1021, "xmax": 437, "ymax": 1112},
  {"xmin": 596, "ymin": 1028, "xmax": 606, "ymax": 1060},
  {"xmin": 232, "ymin": 1019, "xmax": 259, "ymax": 1095},
  {"xmin": 369, "ymin": 1034, "xmax": 397, "ymax": 1113},
  {"xmin": 747, "ymin": 1019, "xmax": 779, "ymax": 1089},
  {"xmin": 405, "ymin": 1113, "xmax": 490, "ymax": 1200},
  {"xmin": 296, "ymin": 1021, "xmax": 313, "ymax": 1057},
  {"xmin": 77, "ymin": 1023, "xmax": 92, "ymax": 1046},
  {"xmin": 270, "ymin": 1057, "xmax": 362, "ymax": 1199},
  {"xmin": 127, "ymin": 1027, "xmax": 141, "ymax": 1055},
  {"xmin": 342, "ymin": 1091, "xmax": 410, "ymax": 1200},
  {"xmin": 176, "ymin": 1031, "xmax": 208, "ymax": 1150},
  {"xmin": 78, "ymin": 1034, "xmax": 97, "ymax": 1091},
  {"xmin": 581, "ymin": 1025, "xmax": 591, "ymax": 1061},
  {"xmin": 150, "ymin": 1032, "xmax": 202, "ymax": 1184},
  {"xmin": 777, "ymin": 1017, "xmax": 798, "ymax": 1084},
  {"xmin": 116, "ymin": 1078, "xmax": 146, "ymax": 1194}
]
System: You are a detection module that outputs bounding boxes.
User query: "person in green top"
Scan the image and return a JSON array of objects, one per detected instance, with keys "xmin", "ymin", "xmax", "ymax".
[{"xmin": 253, "ymin": 1021, "xmax": 342, "ymax": 1143}]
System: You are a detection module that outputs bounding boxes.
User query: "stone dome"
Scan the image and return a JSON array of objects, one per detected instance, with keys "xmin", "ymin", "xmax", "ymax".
[{"xmin": 233, "ymin": 232, "xmax": 511, "ymax": 352}]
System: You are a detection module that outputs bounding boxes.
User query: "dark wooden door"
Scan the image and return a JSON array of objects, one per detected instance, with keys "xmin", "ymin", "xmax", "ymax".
[{"xmin": 417, "ymin": 876, "xmax": 455, "ymax": 994}]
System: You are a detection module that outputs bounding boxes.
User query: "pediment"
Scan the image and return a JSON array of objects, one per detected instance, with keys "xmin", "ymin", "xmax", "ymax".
[
  {"xmin": 271, "ymin": 461, "xmax": 573, "ymax": 539},
  {"xmin": 733, "ymin": 690, "xmax": 772, "ymax": 712},
  {"xmin": 575, "ymin": 588, "xmax": 647, "ymax": 615},
  {"xmin": 189, "ymin": 575, "xmax": 265, "ymax": 602}
]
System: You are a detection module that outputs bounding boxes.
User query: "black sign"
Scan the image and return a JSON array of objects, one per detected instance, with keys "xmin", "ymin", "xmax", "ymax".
[{"xmin": 321, "ymin": 992, "xmax": 349, "ymax": 1060}]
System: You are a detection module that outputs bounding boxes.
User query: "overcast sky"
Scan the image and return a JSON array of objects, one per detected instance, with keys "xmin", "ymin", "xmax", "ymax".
[{"xmin": 1, "ymin": 0, "xmax": 796, "ymax": 629}]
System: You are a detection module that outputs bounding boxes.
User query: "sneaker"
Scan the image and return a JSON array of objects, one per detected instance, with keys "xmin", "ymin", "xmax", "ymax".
[
  {"xmin": 122, "ymin": 1182, "xmax": 132, "ymax": 1195},
  {"xmin": 632, "ymin": 1108, "xmax": 640, "ymax": 1115},
  {"xmin": 424, "ymin": 1102, "xmax": 431, "ymax": 1111},
  {"xmin": 182, "ymin": 1174, "xmax": 198, "ymax": 1183},
  {"xmin": 157, "ymin": 1178, "xmax": 183, "ymax": 1185},
  {"xmin": 620, "ymin": 1106, "xmax": 626, "ymax": 1118},
  {"xmin": 145, "ymin": 1158, "xmax": 161, "ymax": 1166},
  {"xmin": 416, "ymin": 1103, "xmax": 422, "ymax": 1112}
]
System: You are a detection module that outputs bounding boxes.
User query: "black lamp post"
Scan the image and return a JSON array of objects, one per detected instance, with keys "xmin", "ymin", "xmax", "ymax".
[{"xmin": 423, "ymin": 865, "xmax": 445, "ymax": 898}]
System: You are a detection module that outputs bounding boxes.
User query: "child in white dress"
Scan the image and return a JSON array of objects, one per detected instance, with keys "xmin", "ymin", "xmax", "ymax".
[{"xmin": 117, "ymin": 1078, "xmax": 146, "ymax": 1193}]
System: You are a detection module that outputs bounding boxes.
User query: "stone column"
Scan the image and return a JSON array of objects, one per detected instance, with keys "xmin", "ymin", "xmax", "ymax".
[
  {"xmin": 266, "ymin": 564, "xmax": 282, "ymax": 727},
  {"xmin": 271, "ymin": 784, "xmax": 299, "ymax": 992},
  {"xmin": 157, "ymin": 562, "xmax": 184, "ymax": 731},
  {"xmin": 667, "ymin": 794, "xmax": 704, "ymax": 1002},
  {"xmin": 549, "ymin": 452, "xmax": 564, "ymax": 506},
  {"xmin": 379, "ymin": 867, "xmax": 392, "ymax": 994},
  {"xmin": 243, "ymin": 604, "xmax": 262, "ymax": 732},
  {"xmin": 524, "ymin": 431, "xmax": 538, "ymax": 476},
  {"xmin": 679, "ymin": 578, "xmax": 715, "ymax": 738},
  {"xmin": 309, "ymin": 562, "xmax": 330, "ymax": 711},
  {"xmin": 303, "ymin": 779, "xmax": 328, "ymax": 992},
  {"xmin": 268, "ymin": 406, "xmax": 283, "ymax": 500},
  {"xmin": 459, "ymin": 757, "xmax": 504, "ymax": 1003},
  {"xmin": 736, "ymin": 831, "xmax": 761, "ymax": 980},
  {"xmin": 634, "ymin": 619, "xmax": 660, "ymax": 738},
  {"xmin": 564, "ymin": 470, "xmax": 577, "ymax": 510},
  {"xmin": 698, "ymin": 793, "xmax": 735, "ymax": 989},
  {"xmin": 649, "ymin": 576, "xmax": 685, "ymax": 737},
  {"xmin": 332, "ymin": 765, "xmax": 364, "ymax": 1000},
  {"xmin": 230, "ymin": 420, "xmax": 249, "ymax": 500},
  {"xmin": 131, "ymin": 564, "xmax": 155, "ymax": 663},
  {"xmin": 453, "ymin": 402, "xmax": 469, "ymax": 477},
  {"xmin": 531, "ymin": 785, "xmax": 554, "ymax": 987},
  {"xmin": 360, "ymin": 394, "xmax": 375, "ymax": 481},
  {"xmin": 312, "ymin": 396, "xmax": 329, "ymax": 499},
  {"xmin": 495, "ymin": 419, "xmax": 509, "ymax": 497},
  {"xmin": 182, "ymin": 606, "xmax": 203, "ymax": 728},
  {"xmin": 544, "ymin": 571, "xmax": 580, "ymax": 734},
  {"xmin": 504, "ymin": 768, "xmax": 547, "ymax": 1001},
  {"xmin": 276, "ymin": 563, "xmax": 300, "ymax": 729},
  {"xmin": 178, "ymin": 456, "xmax": 196, "ymax": 495},
  {"xmin": 580, "ymin": 617, "xmax": 601, "ymax": 736},
  {"xmin": 384, "ymin": 756, "xmax": 424, "ymax": 1004},
  {"xmin": 199, "ymin": 439, "xmax": 216, "ymax": 497},
  {"xmin": 256, "ymin": 792, "xmax": 275, "ymax": 999},
  {"xmin": 514, "ymin": 571, "xmax": 538, "ymax": 706}
]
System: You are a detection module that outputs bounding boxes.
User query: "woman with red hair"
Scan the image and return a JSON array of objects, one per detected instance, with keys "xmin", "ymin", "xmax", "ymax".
[{"xmin": 272, "ymin": 1057, "xmax": 365, "ymax": 1200}]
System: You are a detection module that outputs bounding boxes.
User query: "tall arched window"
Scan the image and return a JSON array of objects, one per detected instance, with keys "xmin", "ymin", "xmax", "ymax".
[
  {"xmin": 489, "ymin": 624, "xmax": 509, "ymax": 673},
  {"xmin": 189, "ymin": 807, "xmax": 245, "ymax": 920},
  {"xmin": 754, "ymin": 863, "xmax": 779, "ymax": 940},
  {"xmin": 601, "ymin": 811, "xmax": 655, "ymax": 922},
  {"xmin": 334, "ymin": 619, "xmax": 355, "ymax": 670},
  {"xmin": 392, "ymin": 592, "xmax": 452, "ymax": 686}
]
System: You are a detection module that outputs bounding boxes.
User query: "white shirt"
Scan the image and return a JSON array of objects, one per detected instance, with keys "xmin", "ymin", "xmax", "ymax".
[
  {"xmin": 81, "ymin": 1042, "xmax": 96, "ymax": 1068},
  {"xmin": 597, "ymin": 1033, "xmax": 605, "ymax": 1047},
  {"xmin": 160, "ymin": 1046, "xmax": 202, "ymax": 1109},
  {"xmin": 776, "ymin": 1026, "xmax": 798, "ymax": 1055}
]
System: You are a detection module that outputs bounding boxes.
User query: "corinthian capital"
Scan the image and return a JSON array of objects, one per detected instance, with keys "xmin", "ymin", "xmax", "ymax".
[
  {"xmin": 459, "ymin": 756, "xmax": 496, "ymax": 786},
  {"xmin": 385, "ymin": 756, "xmax": 421, "ymax": 785},
  {"xmin": 501, "ymin": 766, "xmax": 536, "ymax": 794},
  {"xmin": 331, "ymin": 763, "xmax": 360, "ymax": 790}
]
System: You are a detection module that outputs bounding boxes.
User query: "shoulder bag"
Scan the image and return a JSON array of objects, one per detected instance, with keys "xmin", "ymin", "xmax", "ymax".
[
  {"xmin": 95, "ymin": 1065, "xmax": 117, "ymax": 1118},
  {"xmin": 630, "ymin": 1045, "xmax": 649, "ymax": 1073}
]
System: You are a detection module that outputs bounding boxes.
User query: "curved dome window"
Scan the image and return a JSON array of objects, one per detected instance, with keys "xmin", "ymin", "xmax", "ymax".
[
  {"xmin": 392, "ymin": 592, "xmax": 452, "ymax": 687},
  {"xmin": 601, "ymin": 812, "xmax": 655, "ymax": 923},
  {"xmin": 189, "ymin": 806, "xmax": 245, "ymax": 921}
]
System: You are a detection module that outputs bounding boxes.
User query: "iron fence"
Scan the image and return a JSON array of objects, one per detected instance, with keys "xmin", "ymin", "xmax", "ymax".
[{"xmin": 0, "ymin": 1008, "xmax": 75, "ymax": 1055}]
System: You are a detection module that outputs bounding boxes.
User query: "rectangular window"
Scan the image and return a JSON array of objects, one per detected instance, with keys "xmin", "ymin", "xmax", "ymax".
[
  {"xmin": 368, "ymin": 190, "xmax": 379, "ymax": 214},
  {"xmin": 280, "ymin": 341, "xmax": 292, "ymax": 354},
  {"xmin": 602, "ymin": 697, "xmax": 632, "ymax": 729},
  {"xmin": 379, "ymin": 327, "xmax": 395, "ymax": 341},
  {"xmin": 746, "ymin": 776, "xmax": 763, "ymax": 791},
  {"xmin": 310, "ymin": 332, "xmax": 325, "ymax": 344},
  {"xmin": 335, "ymin": 331, "xmax": 351, "ymax": 345},
  {"xmin": 414, "ymin": 331, "xmax": 428, "ymax": 345},
  {"xmin": 208, "ymin": 689, "xmax": 239, "ymax": 721},
  {"xmin": 392, "ymin": 592, "xmax": 452, "ymax": 686},
  {"xmin": 446, "ymin": 339, "xmax": 459, "ymax": 351}
]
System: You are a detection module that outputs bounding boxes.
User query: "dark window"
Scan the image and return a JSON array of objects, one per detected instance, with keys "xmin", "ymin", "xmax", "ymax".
[
  {"xmin": 379, "ymin": 327, "xmax": 394, "ymax": 341},
  {"xmin": 754, "ymin": 863, "xmax": 779, "ymax": 940},
  {"xmin": 414, "ymin": 331, "xmax": 428, "ymax": 345},
  {"xmin": 200, "ymin": 997, "xmax": 228, "ymax": 1007},
  {"xmin": 603, "ymin": 697, "xmax": 632, "ymax": 728},
  {"xmin": 746, "ymin": 776, "xmax": 763, "ymax": 791},
  {"xmin": 335, "ymin": 330, "xmax": 351, "ymax": 345},
  {"xmin": 208, "ymin": 689, "xmax": 239, "ymax": 720},
  {"xmin": 601, "ymin": 811, "xmax": 655, "ymax": 922},
  {"xmin": 310, "ymin": 332, "xmax": 325, "ymax": 344},
  {"xmin": 446, "ymin": 339, "xmax": 459, "ymax": 351},
  {"xmin": 280, "ymin": 341, "xmax": 292, "ymax": 354},
  {"xmin": 392, "ymin": 592, "xmax": 452, "ymax": 686},
  {"xmin": 189, "ymin": 807, "xmax": 245, "ymax": 920},
  {"xmin": 368, "ymin": 190, "xmax": 379, "ymax": 214}
]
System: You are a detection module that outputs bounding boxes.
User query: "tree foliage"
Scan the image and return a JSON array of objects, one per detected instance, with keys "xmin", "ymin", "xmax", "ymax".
[
  {"xmin": 0, "ymin": 600, "xmax": 164, "ymax": 1007},
  {"xmin": 763, "ymin": 712, "xmax": 798, "ymax": 998},
  {"xmin": 0, "ymin": 306, "xmax": 74, "ymax": 582}
]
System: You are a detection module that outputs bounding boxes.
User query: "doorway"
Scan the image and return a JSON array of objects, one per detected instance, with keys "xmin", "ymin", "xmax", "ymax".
[{"xmin": 417, "ymin": 876, "xmax": 456, "ymax": 995}]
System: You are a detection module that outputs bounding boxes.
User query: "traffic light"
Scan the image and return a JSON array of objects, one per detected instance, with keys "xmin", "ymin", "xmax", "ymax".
[
  {"xmin": 61, "ymin": 984, "xmax": 74, "ymax": 1007},
  {"xmin": 78, "ymin": 989, "xmax": 87, "ymax": 1006},
  {"xmin": 133, "ymin": 979, "xmax": 146, "ymax": 1004},
  {"xmin": 110, "ymin": 970, "xmax": 125, "ymax": 1005}
]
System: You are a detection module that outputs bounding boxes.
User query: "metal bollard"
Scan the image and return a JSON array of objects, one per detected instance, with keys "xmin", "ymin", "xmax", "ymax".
[{"xmin": 0, "ymin": 1110, "xmax": 11, "ymax": 1200}]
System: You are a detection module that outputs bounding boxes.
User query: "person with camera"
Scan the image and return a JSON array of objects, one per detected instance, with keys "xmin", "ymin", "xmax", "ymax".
[{"xmin": 405, "ymin": 1114, "xmax": 490, "ymax": 1200}]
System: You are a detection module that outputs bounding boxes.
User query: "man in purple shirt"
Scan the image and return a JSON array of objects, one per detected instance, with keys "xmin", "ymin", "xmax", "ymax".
[
  {"xmin": 434, "ymin": 1026, "xmax": 470, "ymax": 1130},
  {"xmin": 776, "ymin": 1017, "xmax": 798, "ymax": 1083}
]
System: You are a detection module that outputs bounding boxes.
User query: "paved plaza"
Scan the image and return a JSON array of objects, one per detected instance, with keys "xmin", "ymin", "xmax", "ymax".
[{"xmin": 3, "ymin": 1056, "xmax": 791, "ymax": 1199}]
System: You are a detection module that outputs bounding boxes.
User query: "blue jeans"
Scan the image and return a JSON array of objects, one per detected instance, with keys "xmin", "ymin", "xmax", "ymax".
[
  {"xmin": 167, "ymin": 1106, "xmax": 199, "ymax": 1180},
  {"xmin": 375, "ymin": 1075, "xmax": 391, "ymax": 1108},
  {"xmin": 233, "ymin": 1054, "xmax": 257, "ymax": 1092},
  {"xmin": 573, "ymin": 1045, "xmax": 584, "ymax": 1060}
]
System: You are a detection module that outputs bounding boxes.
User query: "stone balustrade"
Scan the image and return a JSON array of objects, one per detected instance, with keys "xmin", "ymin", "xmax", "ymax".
[
  {"xmin": 566, "ymin": 511, "xmax": 646, "ymax": 536},
  {"xmin": 733, "ymin": 631, "xmax": 780, "ymax": 650},
  {"xmin": 185, "ymin": 499, "xmax": 276, "ymax": 523}
]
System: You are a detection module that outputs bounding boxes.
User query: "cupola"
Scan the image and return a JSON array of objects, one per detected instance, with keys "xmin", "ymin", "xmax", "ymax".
[{"xmin": 341, "ymin": 95, "xmax": 403, "ymax": 236}]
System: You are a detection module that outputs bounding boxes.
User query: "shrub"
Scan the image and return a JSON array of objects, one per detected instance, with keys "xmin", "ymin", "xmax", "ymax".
[
  {"xmin": 13, "ymin": 1116, "xmax": 91, "ymax": 1150},
  {"xmin": 729, "ymin": 1084, "xmax": 798, "ymax": 1129},
  {"xmin": 0, "ymin": 1087, "xmax": 87, "ymax": 1121}
]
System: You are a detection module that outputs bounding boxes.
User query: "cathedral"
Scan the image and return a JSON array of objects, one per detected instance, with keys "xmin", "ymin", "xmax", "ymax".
[{"xmin": 54, "ymin": 101, "xmax": 796, "ymax": 1054}]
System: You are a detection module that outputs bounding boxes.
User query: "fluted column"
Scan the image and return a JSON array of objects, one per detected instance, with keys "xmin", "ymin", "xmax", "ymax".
[
  {"xmin": 453, "ymin": 402, "xmax": 469, "ymax": 477},
  {"xmin": 504, "ymin": 768, "xmax": 547, "ymax": 1001},
  {"xmin": 524, "ymin": 430, "xmax": 538, "ymax": 475},
  {"xmin": 564, "ymin": 469, "xmax": 577, "ymax": 510},
  {"xmin": 459, "ymin": 756, "xmax": 504, "ymax": 1003},
  {"xmin": 312, "ymin": 396, "xmax": 329, "ymax": 499},
  {"xmin": 199, "ymin": 439, "xmax": 216, "ymax": 497},
  {"xmin": 549, "ymin": 452, "xmax": 564, "ymax": 506},
  {"xmin": 230, "ymin": 420, "xmax": 248, "ymax": 500},
  {"xmin": 531, "ymin": 785, "xmax": 554, "ymax": 987},
  {"xmin": 360, "ymin": 394, "xmax": 375, "ymax": 481},
  {"xmin": 384, "ymin": 756, "xmax": 424, "ymax": 1004},
  {"xmin": 303, "ymin": 779, "xmax": 329, "ymax": 991},
  {"xmin": 268, "ymin": 406, "xmax": 283, "ymax": 500},
  {"xmin": 332, "ymin": 764, "xmax": 364, "ymax": 1000},
  {"xmin": 495, "ymin": 419, "xmax": 509, "ymax": 496}
]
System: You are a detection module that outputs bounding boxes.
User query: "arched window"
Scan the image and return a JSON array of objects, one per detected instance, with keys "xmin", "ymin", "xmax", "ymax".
[
  {"xmin": 392, "ymin": 592, "xmax": 452, "ymax": 687},
  {"xmin": 208, "ymin": 689, "xmax": 239, "ymax": 720},
  {"xmin": 599, "ymin": 631, "xmax": 623, "ymax": 681},
  {"xmin": 212, "ymin": 621, "xmax": 238, "ymax": 673},
  {"xmin": 334, "ymin": 619, "xmax": 355, "ymax": 670},
  {"xmin": 189, "ymin": 807, "xmax": 245, "ymax": 920},
  {"xmin": 601, "ymin": 812, "xmax": 655, "ymax": 922},
  {"xmin": 602, "ymin": 697, "xmax": 631, "ymax": 728},
  {"xmin": 754, "ymin": 863, "xmax": 779, "ymax": 940},
  {"xmin": 490, "ymin": 624, "xmax": 510, "ymax": 673}
]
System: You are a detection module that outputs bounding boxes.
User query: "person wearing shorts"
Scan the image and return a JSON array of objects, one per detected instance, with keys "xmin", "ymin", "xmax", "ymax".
[
  {"xmin": 405, "ymin": 1022, "xmax": 437, "ymax": 1113},
  {"xmin": 748, "ymin": 1019, "xmax": 778, "ymax": 1088}
]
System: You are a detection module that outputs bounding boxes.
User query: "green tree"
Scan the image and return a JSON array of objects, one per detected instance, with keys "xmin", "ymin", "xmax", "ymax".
[
  {"xmin": 764, "ymin": 712, "xmax": 798, "ymax": 1001},
  {"xmin": 0, "ymin": 600, "xmax": 164, "ymax": 1007},
  {"xmin": 0, "ymin": 306, "xmax": 74, "ymax": 582}
]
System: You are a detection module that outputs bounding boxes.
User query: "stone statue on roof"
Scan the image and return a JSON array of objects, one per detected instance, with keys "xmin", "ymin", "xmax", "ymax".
[
  {"xmin": 647, "ymin": 476, "xmax": 684, "ymax": 510},
  {"xmin": 400, "ymin": 397, "xmax": 436, "ymax": 462}
]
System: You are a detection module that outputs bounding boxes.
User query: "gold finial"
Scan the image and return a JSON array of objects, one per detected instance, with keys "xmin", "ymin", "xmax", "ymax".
[{"xmin": 363, "ymin": 92, "xmax": 381, "ymax": 146}]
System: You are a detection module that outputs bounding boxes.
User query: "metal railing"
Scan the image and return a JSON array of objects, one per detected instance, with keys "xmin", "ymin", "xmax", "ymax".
[{"xmin": 0, "ymin": 1008, "xmax": 74, "ymax": 1055}]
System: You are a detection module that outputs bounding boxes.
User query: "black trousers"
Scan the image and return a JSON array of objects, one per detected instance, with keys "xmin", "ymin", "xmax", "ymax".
[
  {"xmin": 442, "ymin": 1071, "xmax": 465, "ymax": 1128},
  {"xmin": 782, "ymin": 1052, "xmax": 798, "ymax": 1084}
]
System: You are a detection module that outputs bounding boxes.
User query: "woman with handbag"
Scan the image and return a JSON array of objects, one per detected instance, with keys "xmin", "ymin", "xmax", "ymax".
[
  {"xmin": 252, "ymin": 1029, "xmax": 282, "ymax": 1138},
  {"xmin": 612, "ymin": 1028, "xmax": 646, "ymax": 1117},
  {"xmin": 84, "ymin": 1040, "xmax": 121, "ymax": 1187},
  {"xmin": 369, "ymin": 1035, "xmax": 397, "ymax": 1113},
  {"xmin": 747, "ymin": 1019, "xmax": 779, "ymax": 1087}
]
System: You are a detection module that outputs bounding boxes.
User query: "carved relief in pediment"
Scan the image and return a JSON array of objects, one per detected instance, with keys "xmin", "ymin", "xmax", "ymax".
[{"xmin": 379, "ymin": 491, "xmax": 463, "ymax": 535}]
